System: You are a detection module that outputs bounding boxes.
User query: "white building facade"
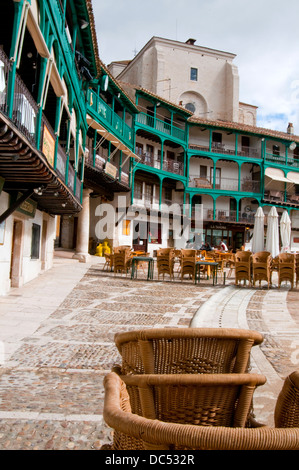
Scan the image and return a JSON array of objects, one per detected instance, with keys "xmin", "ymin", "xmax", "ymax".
[{"xmin": 110, "ymin": 36, "xmax": 257, "ymax": 126}]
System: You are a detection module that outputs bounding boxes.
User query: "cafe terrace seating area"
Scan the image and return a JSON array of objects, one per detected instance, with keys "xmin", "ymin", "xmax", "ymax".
[
  {"xmin": 98, "ymin": 243, "xmax": 299, "ymax": 450},
  {"xmin": 102, "ymin": 246, "xmax": 299, "ymax": 289},
  {"xmin": 102, "ymin": 327, "xmax": 299, "ymax": 450}
]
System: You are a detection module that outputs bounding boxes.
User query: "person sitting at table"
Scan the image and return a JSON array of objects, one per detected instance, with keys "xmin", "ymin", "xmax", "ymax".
[
  {"xmin": 219, "ymin": 240, "xmax": 228, "ymax": 252},
  {"xmin": 200, "ymin": 242, "xmax": 212, "ymax": 251}
]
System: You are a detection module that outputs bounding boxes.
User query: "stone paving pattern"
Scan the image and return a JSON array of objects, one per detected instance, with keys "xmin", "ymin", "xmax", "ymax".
[{"xmin": 0, "ymin": 253, "xmax": 298, "ymax": 450}]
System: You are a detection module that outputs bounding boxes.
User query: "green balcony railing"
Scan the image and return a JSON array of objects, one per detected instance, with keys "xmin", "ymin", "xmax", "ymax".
[
  {"xmin": 136, "ymin": 112, "xmax": 186, "ymax": 142},
  {"xmin": 87, "ymin": 89, "xmax": 134, "ymax": 148}
]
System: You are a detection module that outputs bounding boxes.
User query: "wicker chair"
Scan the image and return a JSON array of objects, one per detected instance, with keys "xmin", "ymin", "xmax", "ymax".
[
  {"xmin": 103, "ymin": 371, "xmax": 299, "ymax": 450},
  {"xmin": 113, "ymin": 250, "xmax": 132, "ymax": 276},
  {"xmin": 235, "ymin": 251, "xmax": 252, "ymax": 286},
  {"xmin": 251, "ymin": 251, "xmax": 272, "ymax": 288},
  {"xmin": 274, "ymin": 371, "xmax": 299, "ymax": 428},
  {"xmin": 118, "ymin": 372, "xmax": 266, "ymax": 426},
  {"xmin": 277, "ymin": 253, "xmax": 295, "ymax": 289},
  {"xmin": 113, "ymin": 245, "xmax": 132, "ymax": 253},
  {"xmin": 156, "ymin": 248, "xmax": 175, "ymax": 280},
  {"xmin": 103, "ymin": 253, "xmax": 113, "ymax": 271},
  {"xmin": 114, "ymin": 328, "xmax": 263, "ymax": 375},
  {"xmin": 296, "ymin": 254, "xmax": 299, "ymax": 288},
  {"xmin": 180, "ymin": 249, "xmax": 196, "ymax": 281}
]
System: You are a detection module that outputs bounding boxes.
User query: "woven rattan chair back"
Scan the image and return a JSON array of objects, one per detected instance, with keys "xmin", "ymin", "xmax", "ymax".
[
  {"xmin": 114, "ymin": 245, "xmax": 131, "ymax": 253},
  {"xmin": 296, "ymin": 254, "xmax": 299, "ymax": 288},
  {"xmin": 180, "ymin": 249, "xmax": 196, "ymax": 281},
  {"xmin": 157, "ymin": 248, "xmax": 175, "ymax": 280},
  {"xmin": 277, "ymin": 253, "xmax": 295, "ymax": 288},
  {"xmin": 113, "ymin": 251, "xmax": 131, "ymax": 276},
  {"xmin": 235, "ymin": 251, "xmax": 252, "ymax": 286},
  {"xmin": 275, "ymin": 371, "xmax": 299, "ymax": 428},
  {"xmin": 251, "ymin": 251, "xmax": 272, "ymax": 288},
  {"xmin": 103, "ymin": 371, "xmax": 299, "ymax": 450},
  {"xmin": 114, "ymin": 328, "xmax": 263, "ymax": 375},
  {"xmin": 121, "ymin": 372, "xmax": 265, "ymax": 425}
]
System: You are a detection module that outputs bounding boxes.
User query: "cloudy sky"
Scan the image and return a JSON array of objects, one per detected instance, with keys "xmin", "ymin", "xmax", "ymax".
[{"xmin": 92, "ymin": 0, "xmax": 299, "ymax": 134}]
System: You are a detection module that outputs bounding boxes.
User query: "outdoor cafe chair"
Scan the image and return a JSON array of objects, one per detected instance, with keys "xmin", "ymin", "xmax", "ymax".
[
  {"xmin": 180, "ymin": 249, "xmax": 196, "ymax": 281},
  {"xmin": 156, "ymin": 248, "xmax": 175, "ymax": 280},
  {"xmin": 251, "ymin": 251, "xmax": 272, "ymax": 288},
  {"xmin": 113, "ymin": 245, "xmax": 131, "ymax": 253},
  {"xmin": 102, "ymin": 370, "xmax": 299, "ymax": 450},
  {"xmin": 296, "ymin": 254, "xmax": 299, "ymax": 288},
  {"xmin": 235, "ymin": 251, "xmax": 252, "ymax": 286},
  {"xmin": 103, "ymin": 253, "xmax": 113, "ymax": 271},
  {"xmin": 113, "ymin": 250, "xmax": 132, "ymax": 276},
  {"xmin": 277, "ymin": 253, "xmax": 295, "ymax": 289},
  {"xmin": 114, "ymin": 327, "xmax": 263, "ymax": 375}
]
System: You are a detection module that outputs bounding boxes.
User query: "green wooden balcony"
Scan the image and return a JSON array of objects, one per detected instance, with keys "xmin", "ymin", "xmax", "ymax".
[
  {"xmin": 136, "ymin": 112, "xmax": 187, "ymax": 143},
  {"xmin": 86, "ymin": 89, "xmax": 134, "ymax": 149},
  {"xmin": 0, "ymin": 48, "xmax": 81, "ymax": 206}
]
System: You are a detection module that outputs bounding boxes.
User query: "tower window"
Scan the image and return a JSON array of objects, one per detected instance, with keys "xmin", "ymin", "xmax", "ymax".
[{"xmin": 190, "ymin": 67, "xmax": 198, "ymax": 81}]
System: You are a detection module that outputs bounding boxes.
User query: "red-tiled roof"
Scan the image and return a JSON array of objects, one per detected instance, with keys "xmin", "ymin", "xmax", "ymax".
[
  {"xmin": 189, "ymin": 115, "xmax": 299, "ymax": 142},
  {"xmin": 118, "ymin": 81, "xmax": 194, "ymax": 116}
]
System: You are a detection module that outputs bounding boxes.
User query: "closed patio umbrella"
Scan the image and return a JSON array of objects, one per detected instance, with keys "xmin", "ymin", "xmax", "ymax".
[
  {"xmin": 251, "ymin": 206, "xmax": 265, "ymax": 253},
  {"xmin": 280, "ymin": 210, "xmax": 291, "ymax": 252},
  {"xmin": 265, "ymin": 206, "xmax": 280, "ymax": 258}
]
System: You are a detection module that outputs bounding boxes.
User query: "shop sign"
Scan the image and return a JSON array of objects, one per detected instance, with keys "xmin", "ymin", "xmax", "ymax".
[
  {"xmin": 11, "ymin": 193, "xmax": 37, "ymax": 218},
  {"xmin": 105, "ymin": 161, "xmax": 117, "ymax": 179},
  {"xmin": 42, "ymin": 124, "xmax": 55, "ymax": 167},
  {"xmin": 209, "ymin": 224, "xmax": 227, "ymax": 229}
]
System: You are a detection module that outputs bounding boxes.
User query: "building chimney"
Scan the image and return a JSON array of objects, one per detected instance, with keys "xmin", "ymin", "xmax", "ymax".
[
  {"xmin": 186, "ymin": 38, "xmax": 196, "ymax": 45},
  {"xmin": 287, "ymin": 122, "xmax": 294, "ymax": 134}
]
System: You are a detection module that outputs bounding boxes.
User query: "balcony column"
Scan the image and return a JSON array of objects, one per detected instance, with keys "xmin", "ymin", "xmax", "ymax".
[
  {"xmin": 235, "ymin": 133, "xmax": 238, "ymax": 156},
  {"xmin": 186, "ymin": 152, "xmax": 190, "ymax": 181},
  {"xmin": 159, "ymin": 177, "xmax": 163, "ymax": 209},
  {"xmin": 238, "ymin": 163, "xmax": 241, "ymax": 192},
  {"xmin": 73, "ymin": 188, "xmax": 92, "ymax": 263},
  {"xmin": 212, "ymin": 160, "xmax": 216, "ymax": 190},
  {"xmin": 209, "ymin": 129, "xmax": 212, "ymax": 152},
  {"xmin": 236, "ymin": 199, "xmax": 239, "ymax": 222},
  {"xmin": 93, "ymin": 129, "xmax": 97, "ymax": 166},
  {"xmin": 160, "ymin": 139, "xmax": 164, "ymax": 171}
]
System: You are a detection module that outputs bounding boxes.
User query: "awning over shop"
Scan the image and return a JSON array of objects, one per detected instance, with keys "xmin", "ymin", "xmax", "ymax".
[
  {"xmin": 265, "ymin": 167, "xmax": 290, "ymax": 183},
  {"xmin": 86, "ymin": 114, "xmax": 140, "ymax": 161},
  {"xmin": 286, "ymin": 171, "xmax": 299, "ymax": 185}
]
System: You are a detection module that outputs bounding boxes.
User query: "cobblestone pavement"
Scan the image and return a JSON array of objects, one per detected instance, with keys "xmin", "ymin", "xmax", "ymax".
[{"xmin": 0, "ymin": 252, "xmax": 298, "ymax": 450}]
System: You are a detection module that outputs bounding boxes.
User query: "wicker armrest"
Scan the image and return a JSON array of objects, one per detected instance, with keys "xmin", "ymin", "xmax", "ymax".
[{"xmin": 103, "ymin": 372, "xmax": 299, "ymax": 450}]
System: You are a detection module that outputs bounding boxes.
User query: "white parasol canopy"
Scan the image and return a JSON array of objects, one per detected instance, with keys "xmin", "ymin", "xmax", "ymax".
[
  {"xmin": 280, "ymin": 210, "xmax": 291, "ymax": 252},
  {"xmin": 251, "ymin": 206, "xmax": 265, "ymax": 253},
  {"xmin": 265, "ymin": 206, "xmax": 280, "ymax": 258}
]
